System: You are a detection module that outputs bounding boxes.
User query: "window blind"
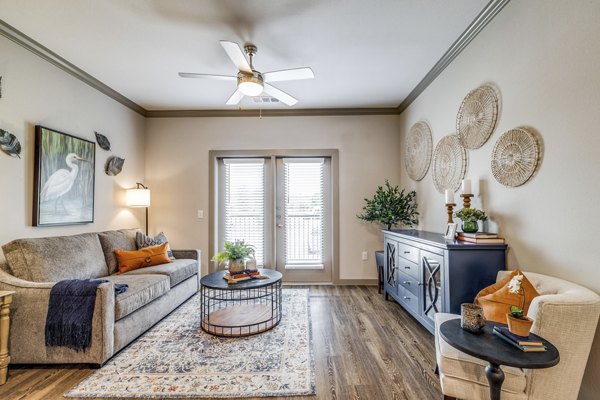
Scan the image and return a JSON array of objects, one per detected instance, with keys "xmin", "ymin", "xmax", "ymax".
[
  {"xmin": 283, "ymin": 158, "xmax": 324, "ymax": 267},
  {"xmin": 224, "ymin": 158, "xmax": 265, "ymax": 266}
]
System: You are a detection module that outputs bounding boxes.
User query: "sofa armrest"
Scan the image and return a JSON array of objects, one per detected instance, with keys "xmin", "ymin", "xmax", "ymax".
[
  {"xmin": 0, "ymin": 269, "xmax": 115, "ymax": 364},
  {"xmin": 172, "ymin": 249, "xmax": 201, "ymax": 261}
]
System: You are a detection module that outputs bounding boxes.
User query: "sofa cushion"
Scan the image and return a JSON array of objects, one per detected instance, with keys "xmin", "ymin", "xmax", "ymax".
[
  {"xmin": 121, "ymin": 259, "xmax": 198, "ymax": 287},
  {"xmin": 98, "ymin": 229, "xmax": 139, "ymax": 274},
  {"xmin": 435, "ymin": 313, "xmax": 527, "ymax": 394},
  {"xmin": 103, "ymin": 274, "xmax": 170, "ymax": 321},
  {"xmin": 2, "ymin": 233, "xmax": 108, "ymax": 282}
]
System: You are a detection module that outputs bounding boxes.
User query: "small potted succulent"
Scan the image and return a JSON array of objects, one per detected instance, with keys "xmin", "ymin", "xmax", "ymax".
[
  {"xmin": 211, "ymin": 241, "xmax": 255, "ymax": 273},
  {"xmin": 454, "ymin": 208, "xmax": 488, "ymax": 233},
  {"xmin": 506, "ymin": 274, "xmax": 534, "ymax": 336},
  {"xmin": 357, "ymin": 180, "xmax": 419, "ymax": 230}
]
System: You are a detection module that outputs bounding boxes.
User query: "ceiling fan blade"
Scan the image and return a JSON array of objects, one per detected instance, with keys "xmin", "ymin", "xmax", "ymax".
[
  {"xmin": 220, "ymin": 40, "xmax": 252, "ymax": 73},
  {"xmin": 263, "ymin": 67, "xmax": 314, "ymax": 83},
  {"xmin": 178, "ymin": 73, "xmax": 236, "ymax": 81},
  {"xmin": 226, "ymin": 89, "xmax": 244, "ymax": 105},
  {"xmin": 263, "ymin": 83, "xmax": 298, "ymax": 106}
]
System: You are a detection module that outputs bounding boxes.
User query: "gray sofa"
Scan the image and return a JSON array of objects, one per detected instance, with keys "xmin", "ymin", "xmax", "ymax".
[{"xmin": 0, "ymin": 229, "xmax": 200, "ymax": 365}]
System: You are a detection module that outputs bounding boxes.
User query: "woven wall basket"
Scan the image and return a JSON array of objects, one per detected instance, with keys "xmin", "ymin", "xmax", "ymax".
[
  {"xmin": 405, "ymin": 121, "xmax": 433, "ymax": 181},
  {"xmin": 491, "ymin": 127, "xmax": 539, "ymax": 187},
  {"xmin": 456, "ymin": 85, "xmax": 499, "ymax": 149},
  {"xmin": 432, "ymin": 134, "xmax": 467, "ymax": 193}
]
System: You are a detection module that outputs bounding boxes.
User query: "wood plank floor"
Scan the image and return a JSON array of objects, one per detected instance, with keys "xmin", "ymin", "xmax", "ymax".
[{"xmin": 0, "ymin": 285, "xmax": 442, "ymax": 400}]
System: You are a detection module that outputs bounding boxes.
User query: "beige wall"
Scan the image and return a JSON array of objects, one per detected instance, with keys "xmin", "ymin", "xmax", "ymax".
[
  {"xmin": 398, "ymin": 1, "xmax": 600, "ymax": 398},
  {"xmin": 145, "ymin": 115, "xmax": 401, "ymax": 280},
  {"xmin": 0, "ymin": 35, "xmax": 146, "ymax": 250}
]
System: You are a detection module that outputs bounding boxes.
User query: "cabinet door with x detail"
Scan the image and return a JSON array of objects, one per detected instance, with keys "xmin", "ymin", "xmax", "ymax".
[{"xmin": 421, "ymin": 250, "xmax": 444, "ymax": 324}]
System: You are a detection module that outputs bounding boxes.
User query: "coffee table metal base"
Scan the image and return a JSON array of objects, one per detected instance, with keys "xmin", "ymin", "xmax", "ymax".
[
  {"xmin": 200, "ymin": 273, "xmax": 282, "ymax": 338},
  {"xmin": 201, "ymin": 303, "xmax": 280, "ymax": 337}
]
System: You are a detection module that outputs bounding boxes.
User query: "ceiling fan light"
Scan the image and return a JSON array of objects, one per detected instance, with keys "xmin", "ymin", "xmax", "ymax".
[{"xmin": 239, "ymin": 81, "xmax": 263, "ymax": 96}]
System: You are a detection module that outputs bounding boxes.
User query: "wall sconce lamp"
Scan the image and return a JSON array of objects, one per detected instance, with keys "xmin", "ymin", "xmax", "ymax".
[{"xmin": 126, "ymin": 183, "xmax": 151, "ymax": 235}]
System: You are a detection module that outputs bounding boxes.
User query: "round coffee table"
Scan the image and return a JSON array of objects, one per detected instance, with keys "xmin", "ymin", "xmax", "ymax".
[
  {"xmin": 200, "ymin": 268, "xmax": 282, "ymax": 337},
  {"xmin": 440, "ymin": 319, "xmax": 559, "ymax": 400}
]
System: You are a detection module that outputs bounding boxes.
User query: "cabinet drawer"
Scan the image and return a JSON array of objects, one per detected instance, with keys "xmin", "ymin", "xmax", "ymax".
[
  {"xmin": 397, "ymin": 259, "xmax": 419, "ymax": 280},
  {"xmin": 397, "ymin": 270, "xmax": 420, "ymax": 296},
  {"xmin": 397, "ymin": 242, "xmax": 419, "ymax": 264},
  {"xmin": 398, "ymin": 286, "xmax": 418, "ymax": 313}
]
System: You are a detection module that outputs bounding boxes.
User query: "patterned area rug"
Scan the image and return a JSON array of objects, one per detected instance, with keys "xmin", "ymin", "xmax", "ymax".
[{"xmin": 66, "ymin": 289, "xmax": 314, "ymax": 398}]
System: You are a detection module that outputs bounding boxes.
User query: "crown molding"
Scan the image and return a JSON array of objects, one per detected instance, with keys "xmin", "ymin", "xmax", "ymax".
[
  {"xmin": 145, "ymin": 107, "xmax": 399, "ymax": 118},
  {"xmin": 1, "ymin": 1, "xmax": 510, "ymax": 119},
  {"xmin": 0, "ymin": 19, "xmax": 147, "ymax": 117},
  {"xmin": 397, "ymin": 0, "xmax": 511, "ymax": 114}
]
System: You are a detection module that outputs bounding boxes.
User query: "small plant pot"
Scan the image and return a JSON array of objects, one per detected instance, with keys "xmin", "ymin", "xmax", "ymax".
[
  {"xmin": 462, "ymin": 220, "xmax": 479, "ymax": 233},
  {"xmin": 228, "ymin": 258, "xmax": 244, "ymax": 274},
  {"xmin": 506, "ymin": 314, "xmax": 534, "ymax": 337}
]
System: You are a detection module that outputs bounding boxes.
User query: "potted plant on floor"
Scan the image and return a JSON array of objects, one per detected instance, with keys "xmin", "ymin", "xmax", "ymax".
[
  {"xmin": 211, "ymin": 241, "xmax": 255, "ymax": 273},
  {"xmin": 506, "ymin": 274, "xmax": 534, "ymax": 336},
  {"xmin": 454, "ymin": 208, "xmax": 487, "ymax": 233},
  {"xmin": 357, "ymin": 180, "xmax": 419, "ymax": 230}
]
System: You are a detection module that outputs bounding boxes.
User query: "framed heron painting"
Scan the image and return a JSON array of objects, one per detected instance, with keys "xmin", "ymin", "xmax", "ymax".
[{"xmin": 33, "ymin": 126, "xmax": 95, "ymax": 226}]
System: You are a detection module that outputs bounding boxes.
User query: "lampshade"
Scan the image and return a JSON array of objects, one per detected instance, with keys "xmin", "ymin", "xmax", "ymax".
[{"xmin": 126, "ymin": 188, "xmax": 151, "ymax": 208}]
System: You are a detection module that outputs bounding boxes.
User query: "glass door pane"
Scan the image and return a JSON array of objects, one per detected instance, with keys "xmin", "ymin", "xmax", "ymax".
[{"xmin": 276, "ymin": 158, "xmax": 332, "ymax": 282}]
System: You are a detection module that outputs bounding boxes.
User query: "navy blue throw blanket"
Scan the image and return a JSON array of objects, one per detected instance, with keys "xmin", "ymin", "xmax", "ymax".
[{"xmin": 45, "ymin": 279, "xmax": 128, "ymax": 351}]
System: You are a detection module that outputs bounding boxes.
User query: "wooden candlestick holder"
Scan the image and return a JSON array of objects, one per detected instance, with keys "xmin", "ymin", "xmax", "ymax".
[
  {"xmin": 460, "ymin": 194, "xmax": 473, "ymax": 209},
  {"xmin": 445, "ymin": 203, "xmax": 456, "ymax": 224}
]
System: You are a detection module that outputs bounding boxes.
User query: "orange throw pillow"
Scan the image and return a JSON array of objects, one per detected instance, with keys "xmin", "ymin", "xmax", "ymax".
[
  {"xmin": 475, "ymin": 269, "xmax": 540, "ymax": 323},
  {"xmin": 115, "ymin": 243, "xmax": 171, "ymax": 274}
]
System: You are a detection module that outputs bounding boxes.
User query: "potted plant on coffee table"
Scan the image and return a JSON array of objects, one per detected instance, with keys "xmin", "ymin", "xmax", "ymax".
[
  {"xmin": 506, "ymin": 274, "xmax": 534, "ymax": 337},
  {"xmin": 357, "ymin": 180, "xmax": 419, "ymax": 230},
  {"xmin": 454, "ymin": 208, "xmax": 487, "ymax": 233},
  {"xmin": 211, "ymin": 241, "xmax": 255, "ymax": 274}
]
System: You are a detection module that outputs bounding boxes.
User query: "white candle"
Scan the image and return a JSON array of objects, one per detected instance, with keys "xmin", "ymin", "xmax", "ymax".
[
  {"xmin": 462, "ymin": 179, "xmax": 472, "ymax": 194},
  {"xmin": 445, "ymin": 189, "xmax": 454, "ymax": 204}
]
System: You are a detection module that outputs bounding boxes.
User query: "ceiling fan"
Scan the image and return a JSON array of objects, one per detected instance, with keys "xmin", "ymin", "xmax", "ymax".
[{"xmin": 179, "ymin": 41, "xmax": 314, "ymax": 106}]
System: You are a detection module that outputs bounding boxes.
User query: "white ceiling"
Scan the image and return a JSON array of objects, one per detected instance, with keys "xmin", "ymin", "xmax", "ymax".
[{"xmin": 0, "ymin": 0, "xmax": 487, "ymax": 110}]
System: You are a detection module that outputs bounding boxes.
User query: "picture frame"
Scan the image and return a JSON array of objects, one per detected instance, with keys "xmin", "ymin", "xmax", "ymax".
[
  {"xmin": 33, "ymin": 126, "xmax": 95, "ymax": 226},
  {"xmin": 444, "ymin": 223, "xmax": 458, "ymax": 240}
]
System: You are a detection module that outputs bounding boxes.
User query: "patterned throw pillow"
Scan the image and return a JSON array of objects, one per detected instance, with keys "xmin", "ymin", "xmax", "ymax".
[{"xmin": 136, "ymin": 231, "xmax": 175, "ymax": 260}]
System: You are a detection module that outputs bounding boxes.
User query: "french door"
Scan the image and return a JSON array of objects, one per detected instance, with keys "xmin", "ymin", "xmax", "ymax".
[{"xmin": 217, "ymin": 155, "xmax": 332, "ymax": 283}]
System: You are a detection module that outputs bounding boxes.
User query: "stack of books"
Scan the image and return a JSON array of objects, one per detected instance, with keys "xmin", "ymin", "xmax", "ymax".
[
  {"xmin": 492, "ymin": 326, "xmax": 547, "ymax": 352},
  {"xmin": 456, "ymin": 232, "xmax": 505, "ymax": 244}
]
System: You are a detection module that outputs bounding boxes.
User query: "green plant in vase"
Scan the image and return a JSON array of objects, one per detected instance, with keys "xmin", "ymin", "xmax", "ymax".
[
  {"xmin": 357, "ymin": 180, "xmax": 419, "ymax": 230},
  {"xmin": 211, "ymin": 241, "xmax": 255, "ymax": 273},
  {"xmin": 454, "ymin": 208, "xmax": 487, "ymax": 233}
]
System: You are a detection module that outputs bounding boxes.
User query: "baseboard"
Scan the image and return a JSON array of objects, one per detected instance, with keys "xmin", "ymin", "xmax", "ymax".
[
  {"xmin": 282, "ymin": 279, "xmax": 378, "ymax": 286},
  {"xmin": 335, "ymin": 279, "xmax": 378, "ymax": 286}
]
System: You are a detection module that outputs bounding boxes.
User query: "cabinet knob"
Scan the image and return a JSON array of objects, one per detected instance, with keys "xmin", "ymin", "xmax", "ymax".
[
  {"xmin": 418, "ymin": 282, "xmax": 424, "ymax": 286},
  {"xmin": 403, "ymin": 251, "xmax": 410, "ymax": 254},
  {"xmin": 402, "ymin": 281, "xmax": 411, "ymax": 284},
  {"xmin": 404, "ymin": 266, "xmax": 411, "ymax": 269}
]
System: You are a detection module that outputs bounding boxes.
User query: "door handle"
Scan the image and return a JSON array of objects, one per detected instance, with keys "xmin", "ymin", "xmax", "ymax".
[
  {"xmin": 402, "ymin": 281, "xmax": 411, "ymax": 284},
  {"xmin": 277, "ymin": 224, "xmax": 284, "ymax": 228}
]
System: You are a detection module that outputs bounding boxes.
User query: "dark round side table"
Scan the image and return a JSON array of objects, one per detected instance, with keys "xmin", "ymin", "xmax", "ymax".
[
  {"xmin": 200, "ymin": 268, "xmax": 282, "ymax": 337},
  {"xmin": 440, "ymin": 319, "xmax": 560, "ymax": 400}
]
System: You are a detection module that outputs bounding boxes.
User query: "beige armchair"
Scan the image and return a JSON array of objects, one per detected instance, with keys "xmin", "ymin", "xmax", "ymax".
[{"xmin": 435, "ymin": 271, "xmax": 600, "ymax": 400}]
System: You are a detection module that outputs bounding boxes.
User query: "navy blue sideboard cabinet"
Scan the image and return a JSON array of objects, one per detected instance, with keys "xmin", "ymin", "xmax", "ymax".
[{"xmin": 383, "ymin": 230, "xmax": 507, "ymax": 334}]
